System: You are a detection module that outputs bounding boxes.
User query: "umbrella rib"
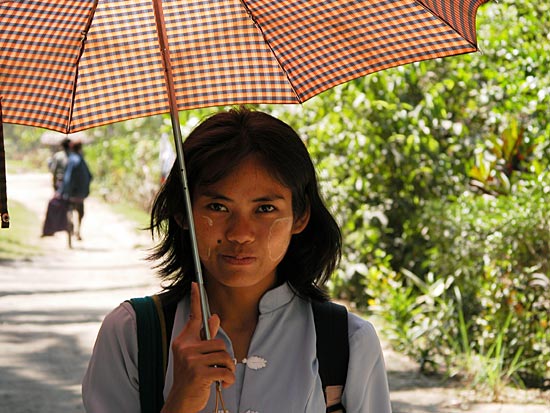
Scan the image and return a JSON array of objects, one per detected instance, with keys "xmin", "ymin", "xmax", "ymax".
[
  {"xmin": 238, "ymin": 0, "xmax": 302, "ymax": 103},
  {"xmin": 67, "ymin": 0, "xmax": 99, "ymax": 133}
]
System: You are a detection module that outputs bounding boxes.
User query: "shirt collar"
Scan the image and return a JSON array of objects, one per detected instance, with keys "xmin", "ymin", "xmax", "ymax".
[{"xmin": 258, "ymin": 282, "xmax": 296, "ymax": 314}]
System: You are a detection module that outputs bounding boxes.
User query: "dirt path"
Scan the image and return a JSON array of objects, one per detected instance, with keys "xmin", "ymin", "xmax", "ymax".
[
  {"xmin": 1, "ymin": 172, "xmax": 159, "ymax": 412},
  {"xmin": 1, "ymin": 172, "xmax": 548, "ymax": 413}
]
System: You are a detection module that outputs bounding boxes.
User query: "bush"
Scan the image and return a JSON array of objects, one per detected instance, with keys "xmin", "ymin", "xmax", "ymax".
[{"xmin": 399, "ymin": 173, "xmax": 550, "ymax": 390}]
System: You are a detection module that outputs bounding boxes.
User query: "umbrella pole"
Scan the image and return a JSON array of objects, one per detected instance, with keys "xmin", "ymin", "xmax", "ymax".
[
  {"xmin": 152, "ymin": 0, "xmax": 212, "ymax": 338},
  {"xmin": 171, "ymin": 117, "xmax": 213, "ymax": 336}
]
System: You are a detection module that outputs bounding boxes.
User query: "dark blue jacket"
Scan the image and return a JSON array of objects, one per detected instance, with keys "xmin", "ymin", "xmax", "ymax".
[{"xmin": 60, "ymin": 153, "xmax": 92, "ymax": 200}]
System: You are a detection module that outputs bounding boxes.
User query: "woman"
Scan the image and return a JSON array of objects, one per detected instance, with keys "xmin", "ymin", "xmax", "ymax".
[{"xmin": 82, "ymin": 107, "xmax": 392, "ymax": 413}]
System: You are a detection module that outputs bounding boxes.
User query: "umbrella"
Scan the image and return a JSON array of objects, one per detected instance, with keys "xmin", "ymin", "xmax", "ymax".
[
  {"xmin": 0, "ymin": 0, "xmax": 489, "ymax": 348},
  {"xmin": 1, "ymin": 0, "xmax": 489, "ymax": 133}
]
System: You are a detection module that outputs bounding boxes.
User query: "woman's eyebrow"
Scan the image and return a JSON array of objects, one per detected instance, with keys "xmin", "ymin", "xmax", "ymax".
[
  {"xmin": 251, "ymin": 194, "xmax": 286, "ymax": 202},
  {"xmin": 198, "ymin": 190, "xmax": 286, "ymax": 202},
  {"xmin": 197, "ymin": 190, "xmax": 230, "ymax": 200}
]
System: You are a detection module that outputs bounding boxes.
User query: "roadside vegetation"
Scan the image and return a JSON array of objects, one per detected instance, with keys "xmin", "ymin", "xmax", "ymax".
[
  {"xmin": 0, "ymin": 199, "xmax": 43, "ymax": 261},
  {"xmin": 3, "ymin": 0, "xmax": 548, "ymax": 401}
]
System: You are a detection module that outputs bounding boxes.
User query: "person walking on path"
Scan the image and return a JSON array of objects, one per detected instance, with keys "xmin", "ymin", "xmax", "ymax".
[
  {"xmin": 82, "ymin": 108, "xmax": 392, "ymax": 413},
  {"xmin": 48, "ymin": 137, "xmax": 71, "ymax": 191},
  {"xmin": 59, "ymin": 140, "xmax": 92, "ymax": 241}
]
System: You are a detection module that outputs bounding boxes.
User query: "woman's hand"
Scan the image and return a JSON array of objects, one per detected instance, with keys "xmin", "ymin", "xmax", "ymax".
[{"xmin": 161, "ymin": 282, "xmax": 235, "ymax": 413}]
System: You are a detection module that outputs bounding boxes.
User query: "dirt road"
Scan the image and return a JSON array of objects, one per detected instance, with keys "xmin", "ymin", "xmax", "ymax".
[{"xmin": 1, "ymin": 172, "xmax": 547, "ymax": 413}]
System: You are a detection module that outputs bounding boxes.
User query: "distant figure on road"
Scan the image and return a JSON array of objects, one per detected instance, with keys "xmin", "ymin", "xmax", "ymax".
[
  {"xmin": 48, "ymin": 137, "xmax": 70, "ymax": 191},
  {"xmin": 58, "ymin": 140, "xmax": 92, "ymax": 241}
]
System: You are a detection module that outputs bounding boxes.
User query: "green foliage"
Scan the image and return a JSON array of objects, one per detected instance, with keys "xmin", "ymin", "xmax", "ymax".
[
  {"xmin": 469, "ymin": 118, "xmax": 537, "ymax": 195},
  {"xmin": 82, "ymin": 116, "xmax": 166, "ymax": 210},
  {"xmin": 452, "ymin": 305, "xmax": 537, "ymax": 400},
  {"xmin": 402, "ymin": 175, "xmax": 550, "ymax": 387},
  {"xmin": 3, "ymin": 124, "xmax": 52, "ymax": 170}
]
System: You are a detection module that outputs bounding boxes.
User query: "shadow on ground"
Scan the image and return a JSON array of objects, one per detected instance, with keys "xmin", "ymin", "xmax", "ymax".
[{"xmin": 0, "ymin": 308, "xmax": 110, "ymax": 413}]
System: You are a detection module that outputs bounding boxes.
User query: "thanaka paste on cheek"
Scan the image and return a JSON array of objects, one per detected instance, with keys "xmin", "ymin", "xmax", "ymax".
[
  {"xmin": 198, "ymin": 216, "xmax": 214, "ymax": 259},
  {"xmin": 268, "ymin": 217, "xmax": 293, "ymax": 262}
]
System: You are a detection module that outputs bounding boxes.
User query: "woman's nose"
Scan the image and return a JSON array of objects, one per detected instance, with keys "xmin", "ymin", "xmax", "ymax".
[{"xmin": 226, "ymin": 213, "xmax": 255, "ymax": 244}]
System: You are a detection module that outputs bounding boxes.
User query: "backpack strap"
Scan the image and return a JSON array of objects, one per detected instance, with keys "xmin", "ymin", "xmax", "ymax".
[
  {"xmin": 128, "ymin": 296, "xmax": 166, "ymax": 413},
  {"xmin": 156, "ymin": 292, "xmax": 178, "ymax": 372},
  {"xmin": 312, "ymin": 300, "xmax": 349, "ymax": 413}
]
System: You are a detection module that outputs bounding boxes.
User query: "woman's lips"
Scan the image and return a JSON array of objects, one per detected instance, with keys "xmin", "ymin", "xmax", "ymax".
[{"xmin": 221, "ymin": 255, "xmax": 256, "ymax": 265}]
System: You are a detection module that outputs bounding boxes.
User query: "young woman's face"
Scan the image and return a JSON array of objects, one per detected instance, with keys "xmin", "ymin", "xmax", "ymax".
[{"xmin": 192, "ymin": 156, "xmax": 309, "ymax": 293}]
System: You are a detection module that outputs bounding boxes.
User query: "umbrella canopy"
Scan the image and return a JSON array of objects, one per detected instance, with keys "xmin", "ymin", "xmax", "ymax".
[{"xmin": 1, "ymin": 0, "xmax": 488, "ymax": 133}]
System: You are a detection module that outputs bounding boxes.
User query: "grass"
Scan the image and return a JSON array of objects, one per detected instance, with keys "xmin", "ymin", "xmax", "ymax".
[{"xmin": 0, "ymin": 199, "xmax": 43, "ymax": 261}]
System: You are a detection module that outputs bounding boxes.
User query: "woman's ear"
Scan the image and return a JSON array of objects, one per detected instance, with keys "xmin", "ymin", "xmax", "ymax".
[{"xmin": 292, "ymin": 205, "xmax": 310, "ymax": 235}]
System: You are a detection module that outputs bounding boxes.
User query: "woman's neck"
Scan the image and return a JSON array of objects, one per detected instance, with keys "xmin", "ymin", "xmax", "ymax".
[
  {"xmin": 205, "ymin": 280, "xmax": 275, "ymax": 360},
  {"xmin": 206, "ymin": 284, "xmax": 262, "ymax": 328}
]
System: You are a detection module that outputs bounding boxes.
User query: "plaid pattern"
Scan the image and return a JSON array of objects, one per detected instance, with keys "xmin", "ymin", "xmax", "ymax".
[
  {"xmin": 0, "ymin": 97, "xmax": 9, "ymax": 228},
  {"xmin": 246, "ymin": 0, "xmax": 488, "ymax": 101},
  {"xmin": 0, "ymin": 0, "xmax": 488, "ymax": 133}
]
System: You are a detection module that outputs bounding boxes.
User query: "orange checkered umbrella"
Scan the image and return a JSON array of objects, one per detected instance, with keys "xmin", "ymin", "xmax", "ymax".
[
  {"xmin": 1, "ymin": 0, "xmax": 488, "ymax": 133},
  {"xmin": 0, "ymin": 0, "xmax": 488, "ymax": 336}
]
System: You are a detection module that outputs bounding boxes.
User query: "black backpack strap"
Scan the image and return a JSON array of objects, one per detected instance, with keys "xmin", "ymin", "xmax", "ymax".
[
  {"xmin": 156, "ymin": 291, "xmax": 178, "ymax": 372},
  {"xmin": 128, "ymin": 296, "xmax": 166, "ymax": 413},
  {"xmin": 312, "ymin": 300, "xmax": 349, "ymax": 413}
]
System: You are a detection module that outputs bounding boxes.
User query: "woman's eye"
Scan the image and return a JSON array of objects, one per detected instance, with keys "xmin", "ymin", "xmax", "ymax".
[
  {"xmin": 208, "ymin": 203, "xmax": 227, "ymax": 212},
  {"xmin": 257, "ymin": 204, "xmax": 276, "ymax": 213}
]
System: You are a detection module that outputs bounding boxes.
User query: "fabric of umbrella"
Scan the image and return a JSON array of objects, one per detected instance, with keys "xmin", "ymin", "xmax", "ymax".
[
  {"xmin": 0, "ymin": 0, "xmax": 489, "ymax": 375},
  {"xmin": 1, "ymin": 0, "xmax": 488, "ymax": 133}
]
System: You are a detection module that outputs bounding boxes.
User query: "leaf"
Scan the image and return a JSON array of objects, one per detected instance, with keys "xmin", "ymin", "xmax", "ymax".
[{"xmin": 529, "ymin": 273, "xmax": 550, "ymax": 288}]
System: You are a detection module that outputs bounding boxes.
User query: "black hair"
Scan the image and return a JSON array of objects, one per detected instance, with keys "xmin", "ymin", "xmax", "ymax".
[
  {"xmin": 69, "ymin": 141, "xmax": 82, "ymax": 152},
  {"xmin": 148, "ymin": 107, "xmax": 341, "ymax": 302}
]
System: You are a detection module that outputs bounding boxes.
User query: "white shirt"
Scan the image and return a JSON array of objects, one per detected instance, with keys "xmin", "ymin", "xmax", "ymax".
[{"xmin": 82, "ymin": 283, "xmax": 392, "ymax": 413}]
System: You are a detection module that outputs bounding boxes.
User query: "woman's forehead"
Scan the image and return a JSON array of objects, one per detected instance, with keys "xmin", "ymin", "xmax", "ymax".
[
  {"xmin": 198, "ymin": 157, "xmax": 290, "ymax": 196},
  {"xmin": 197, "ymin": 153, "xmax": 288, "ymax": 186}
]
